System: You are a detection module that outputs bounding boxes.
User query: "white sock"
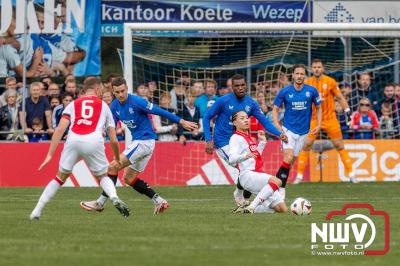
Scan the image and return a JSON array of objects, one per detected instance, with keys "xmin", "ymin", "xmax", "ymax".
[
  {"xmin": 233, "ymin": 188, "xmax": 244, "ymax": 199},
  {"xmin": 152, "ymin": 194, "xmax": 164, "ymax": 204},
  {"xmin": 249, "ymin": 184, "xmax": 276, "ymax": 209},
  {"xmin": 100, "ymin": 177, "xmax": 117, "ymax": 200},
  {"xmin": 279, "ymin": 187, "xmax": 286, "ymax": 200},
  {"xmin": 32, "ymin": 177, "xmax": 63, "ymax": 216},
  {"xmin": 96, "ymin": 195, "xmax": 108, "ymax": 206},
  {"xmin": 254, "ymin": 204, "xmax": 276, "ymax": 213}
]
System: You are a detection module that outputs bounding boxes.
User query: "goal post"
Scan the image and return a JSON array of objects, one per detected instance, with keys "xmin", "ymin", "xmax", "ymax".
[{"xmin": 123, "ymin": 22, "xmax": 400, "ymax": 91}]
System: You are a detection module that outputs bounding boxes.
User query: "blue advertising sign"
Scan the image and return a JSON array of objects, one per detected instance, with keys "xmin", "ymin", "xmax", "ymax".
[
  {"xmin": 0, "ymin": 0, "xmax": 100, "ymax": 77},
  {"xmin": 101, "ymin": 1, "xmax": 311, "ymax": 36}
]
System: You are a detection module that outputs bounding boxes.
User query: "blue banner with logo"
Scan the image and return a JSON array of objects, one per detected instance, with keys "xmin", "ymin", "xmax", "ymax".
[
  {"xmin": 0, "ymin": 0, "xmax": 100, "ymax": 77},
  {"xmin": 101, "ymin": 0, "xmax": 311, "ymax": 36}
]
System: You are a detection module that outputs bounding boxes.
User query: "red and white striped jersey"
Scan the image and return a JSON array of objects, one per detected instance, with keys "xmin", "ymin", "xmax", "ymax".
[
  {"xmin": 62, "ymin": 95, "xmax": 115, "ymax": 142},
  {"xmin": 228, "ymin": 130, "xmax": 266, "ymax": 173}
]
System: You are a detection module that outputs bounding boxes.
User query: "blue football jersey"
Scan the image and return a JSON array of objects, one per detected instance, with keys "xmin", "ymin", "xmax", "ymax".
[
  {"xmin": 111, "ymin": 94, "xmax": 181, "ymax": 140},
  {"xmin": 273, "ymin": 84, "xmax": 321, "ymax": 135},
  {"xmin": 203, "ymin": 93, "xmax": 281, "ymax": 148}
]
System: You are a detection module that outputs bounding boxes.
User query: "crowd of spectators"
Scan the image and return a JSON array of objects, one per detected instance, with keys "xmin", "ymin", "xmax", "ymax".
[{"xmin": 0, "ymin": 71, "xmax": 399, "ymax": 142}]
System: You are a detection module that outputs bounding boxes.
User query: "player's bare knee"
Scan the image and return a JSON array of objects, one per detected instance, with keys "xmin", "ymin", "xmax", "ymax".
[{"xmin": 276, "ymin": 204, "xmax": 288, "ymax": 213}]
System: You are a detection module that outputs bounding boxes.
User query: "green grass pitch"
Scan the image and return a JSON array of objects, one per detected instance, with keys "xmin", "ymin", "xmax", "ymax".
[{"xmin": 0, "ymin": 183, "xmax": 398, "ymax": 266}]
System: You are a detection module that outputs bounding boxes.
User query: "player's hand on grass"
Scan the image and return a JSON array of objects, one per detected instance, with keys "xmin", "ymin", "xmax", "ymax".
[
  {"xmin": 180, "ymin": 119, "xmax": 198, "ymax": 131},
  {"xmin": 38, "ymin": 155, "xmax": 52, "ymax": 171},
  {"xmin": 205, "ymin": 141, "xmax": 214, "ymax": 154},
  {"xmin": 310, "ymin": 126, "xmax": 321, "ymax": 136},
  {"xmin": 279, "ymin": 133, "xmax": 288, "ymax": 143}
]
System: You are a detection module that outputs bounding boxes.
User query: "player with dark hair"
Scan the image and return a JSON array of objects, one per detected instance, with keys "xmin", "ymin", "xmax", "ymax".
[
  {"xmin": 229, "ymin": 111, "xmax": 288, "ymax": 214},
  {"xmin": 203, "ymin": 74, "xmax": 288, "ymax": 207},
  {"xmin": 294, "ymin": 59, "xmax": 355, "ymax": 184},
  {"xmin": 272, "ymin": 64, "xmax": 322, "ymax": 191},
  {"xmin": 80, "ymin": 77, "xmax": 198, "ymax": 214}
]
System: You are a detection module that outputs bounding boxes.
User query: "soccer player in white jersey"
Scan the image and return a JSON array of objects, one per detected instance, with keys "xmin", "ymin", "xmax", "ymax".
[
  {"xmin": 272, "ymin": 64, "xmax": 322, "ymax": 188},
  {"xmin": 229, "ymin": 111, "xmax": 288, "ymax": 214},
  {"xmin": 80, "ymin": 77, "xmax": 198, "ymax": 214},
  {"xmin": 30, "ymin": 78, "xmax": 130, "ymax": 220}
]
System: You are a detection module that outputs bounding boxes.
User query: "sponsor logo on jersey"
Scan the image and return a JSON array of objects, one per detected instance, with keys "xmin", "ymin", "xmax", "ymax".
[{"xmin": 77, "ymin": 119, "xmax": 93, "ymax": 126}]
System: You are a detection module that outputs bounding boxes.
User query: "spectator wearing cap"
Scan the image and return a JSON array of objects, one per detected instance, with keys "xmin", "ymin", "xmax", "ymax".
[
  {"xmin": 170, "ymin": 78, "xmax": 186, "ymax": 113},
  {"xmin": 177, "ymin": 88, "xmax": 203, "ymax": 144},
  {"xmin": 20, "ymin": 82, "xmax": 53, "ymax": 135},
  {"xmin": 0, "ymin": 90, "xmax": 21, "ymax": 140},
  {"xmin": 195, "ymin": 79, "xmax": 218, "ymax": 117},
  {"xmin": 350, "ymin": 98, "xmax": 379, "ymax": 139},
  {"xmin": 350, "ymin": 73, "xmax": 380, "ymax": 112},
  {"xmin": 0, "ymin": 77, "xmax": 22, "ymax": 107}
]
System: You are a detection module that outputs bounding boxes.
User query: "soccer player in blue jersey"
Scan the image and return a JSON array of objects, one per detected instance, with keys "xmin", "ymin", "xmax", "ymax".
[
  {"xmin": 203, "ymin": 74, "xmax": 288, "ymax": 206},
  {"xmin": 272, "ymin": 64, "xmax": 322, "ymax": 190},
  {"xmin": 80, "ymin": 77, "xmax": 197, "ymax": 214}
]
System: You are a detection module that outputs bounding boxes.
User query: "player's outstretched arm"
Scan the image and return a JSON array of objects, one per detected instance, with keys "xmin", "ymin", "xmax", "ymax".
[
  {"xmin": 271, "ymin": 105, "xmax": 288, "ymax": 143},
  {"xmin": 179, "ymin": 119, "xmax": 198, "ymax": 131},
  {"xmin": 38, "ymin": 117, "xmax": 69, "ymax": 171}
]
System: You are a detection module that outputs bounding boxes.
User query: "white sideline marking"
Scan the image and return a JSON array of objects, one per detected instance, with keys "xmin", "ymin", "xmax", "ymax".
[
  {"xmin": 201, "ymin": 159, "xmax": 230, "ymax": 185},
  {"xmin": 186, "ymin": 174, "xmax": 206, "ymax": 186}
]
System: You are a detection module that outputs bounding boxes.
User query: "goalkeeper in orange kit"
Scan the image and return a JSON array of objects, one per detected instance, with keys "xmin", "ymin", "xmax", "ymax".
[{"xmin": 294, "ymin": 59, "xmax": 357, "ymax": 184}]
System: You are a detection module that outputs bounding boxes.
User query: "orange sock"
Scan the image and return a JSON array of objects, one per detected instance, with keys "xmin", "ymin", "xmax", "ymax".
[
  {"xmin": 297, "ymin": 150, "xmax": 310, "ymax": 175},
  {"xmin": 338, "ymin": 149, "xmax": 352, "ymax": 173}
]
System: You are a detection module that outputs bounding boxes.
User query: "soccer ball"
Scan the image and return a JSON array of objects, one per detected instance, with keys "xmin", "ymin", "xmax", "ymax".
[{"xmin": 290, "ymin": 197, "xmax": 312, "ymax": 216}]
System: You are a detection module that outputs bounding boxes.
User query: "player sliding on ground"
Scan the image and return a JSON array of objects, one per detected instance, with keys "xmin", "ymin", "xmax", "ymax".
[
  {"xmin": 294, "ymin": 59, "xmax": 356, "ymax": 184},
  {"xmin": 272, "ymin": 64, "xmax": 322, "ymax": 190},
  {"xmin": 30, "ymin": 77, "xmax": 130, "ymax": 220},
  {"xmin": 229, "ymin": 111, "xmax": 288, "ymax": 214},
  {"xmin": 80, "ymin": 77, "xmax": 198, "ymax": 214},
  {"xmin": 203, "ymin": 74, "xmax": 288, "ymax": 207}
]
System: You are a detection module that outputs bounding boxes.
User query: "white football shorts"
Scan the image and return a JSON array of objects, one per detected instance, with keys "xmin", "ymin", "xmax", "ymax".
[
  {"xmin": 281, "ymin": 126, "xmax": 308, "ymax": 157},
  {"xmin": 123, "ymin": 139, "xmax": 155, "ymax": 172},
  {"xmin": 59, "ymin": 140, "xmax": 108, "ymax": 176}
]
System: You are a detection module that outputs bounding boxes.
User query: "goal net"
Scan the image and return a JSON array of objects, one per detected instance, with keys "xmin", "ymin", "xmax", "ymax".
[{"xmin": 121, "ymin": 22, "xmax": 400, "ymax": 184}]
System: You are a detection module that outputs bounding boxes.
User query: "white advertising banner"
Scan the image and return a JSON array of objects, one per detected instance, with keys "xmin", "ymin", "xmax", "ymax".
[{"xmin": 313, "ymin": 1, "xmax": 400, "ymax": 36}]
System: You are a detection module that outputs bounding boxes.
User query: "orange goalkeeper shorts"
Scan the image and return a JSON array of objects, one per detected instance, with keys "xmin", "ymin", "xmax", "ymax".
[{"xmin": 307, "ymin": 118, "xmax": 343, "ymax": 140}]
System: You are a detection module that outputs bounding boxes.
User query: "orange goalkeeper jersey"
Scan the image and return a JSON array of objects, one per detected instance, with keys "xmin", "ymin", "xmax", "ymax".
[{"xmin": 305, "ymin": 75, "xmax": 341, "ymax": 121}]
